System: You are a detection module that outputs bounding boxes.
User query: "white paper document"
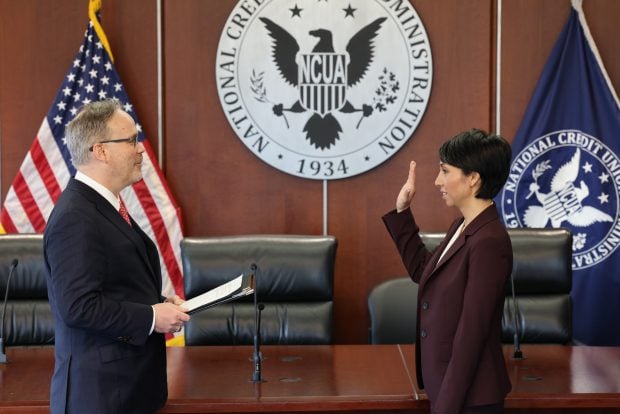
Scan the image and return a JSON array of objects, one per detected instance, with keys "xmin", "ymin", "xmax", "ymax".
[{"xmin": 183, "ymin": 273, "xmax": 254, "ymax": 314}]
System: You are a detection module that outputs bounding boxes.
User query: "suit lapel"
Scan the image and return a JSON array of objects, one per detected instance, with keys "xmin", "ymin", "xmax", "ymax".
[
  {"xmin": 433, "ymin": 231, "xmax": 466, "ymax": 271},
  {"xmin": 419, "ymin": 205, "xmax": 500, "ymax": 289},
  {"xmin": 69, "ymin": 179, "xmax": 158, "ymax": 281},
  {"xmin": 99, "ymin": 204, "xmax": 161, "ymax": 289},
  {"xmin": 419, "ymin": 219, "xmax": 464, "ymax": 288},
  {"xmin": 131, "ymin": 219, "xmax": 162, "ymax": 293}
]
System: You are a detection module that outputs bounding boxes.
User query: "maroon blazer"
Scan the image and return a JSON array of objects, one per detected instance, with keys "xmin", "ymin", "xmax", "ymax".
[{"xmin": 383, "ymin": 205, "xmax": 512, "ymax": 413}]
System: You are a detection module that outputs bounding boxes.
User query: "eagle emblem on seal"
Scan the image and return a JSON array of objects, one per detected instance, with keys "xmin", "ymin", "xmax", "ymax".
[
  {"xmin": 259, "ymin": 17, "xmax": 386, "ymax": 149},
  {"xmin": 523, "ymin": 148, "xmax": 613, "ymax": 228}
]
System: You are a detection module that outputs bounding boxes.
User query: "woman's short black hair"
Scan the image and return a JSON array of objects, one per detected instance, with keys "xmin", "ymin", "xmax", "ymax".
[{"xmin": 438, "ymin": 128, "xmax": 512, "ymax": 199}]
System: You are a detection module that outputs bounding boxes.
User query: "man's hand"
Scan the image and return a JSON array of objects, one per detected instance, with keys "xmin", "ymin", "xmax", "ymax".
[
  {"xmin": 152, "ymin": 302, "xmax": 190, "ymax": 334},
  {"xmin": 396, "ymin": 161, "xmax": 417, "ymax": 212},
  {"xmin": 165, "ymin": 295, "xmax": 185, "ymax": 306}
]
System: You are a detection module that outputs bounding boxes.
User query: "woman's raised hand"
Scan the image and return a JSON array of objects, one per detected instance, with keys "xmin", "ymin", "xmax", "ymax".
[{"xmin": 396, "ymin": 161, "xmax": 416, "ymax": 212}]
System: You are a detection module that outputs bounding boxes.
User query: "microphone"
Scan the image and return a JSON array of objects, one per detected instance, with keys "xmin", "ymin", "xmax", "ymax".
[
  {"xmin": 252, "ymin": 303, "xmax": 265, "ymax": 382},
  {"xmin": 1, "ymin": 259, "xmax": 19, "ymax": 364},
  {"xmin": 509, "ymin": 269, "xmax": 524, "ymax": 360}
]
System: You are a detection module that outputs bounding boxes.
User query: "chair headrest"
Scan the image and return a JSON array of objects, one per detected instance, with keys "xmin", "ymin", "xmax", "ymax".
[
  {"xmin": 181, "ymin": 235, "xmax": 337, "ymax": 300},
  {"xmin": 0, "ymin": 234, "xmax": 47, "ymax": 298},
  {"xmin": 421, "ymin": 228, "xmax": 572, "ymax": 293}
]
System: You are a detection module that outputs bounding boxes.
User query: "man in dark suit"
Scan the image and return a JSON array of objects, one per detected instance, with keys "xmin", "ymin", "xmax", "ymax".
[
  {"xmin": 383, "ymin": 129, "xmax": 513, "ymax": 414},
  {"xmin": 44, "ymin": 99, "xmax": 190, "ymax": 413}
]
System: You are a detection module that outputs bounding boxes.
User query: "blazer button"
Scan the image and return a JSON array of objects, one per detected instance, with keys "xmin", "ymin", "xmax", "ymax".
[
  {"xmin": 420, "ymin": 329, "xmax": 427, "ymax": 338},
  {"xmin": 421, "ymin": 301, "xmax": 429, "ymax": 310}
]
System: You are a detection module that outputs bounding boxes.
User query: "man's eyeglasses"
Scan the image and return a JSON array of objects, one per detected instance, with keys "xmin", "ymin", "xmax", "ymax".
[{"xmin": 89, "ymin": 134, "xmax": 139, "ymax": 151}]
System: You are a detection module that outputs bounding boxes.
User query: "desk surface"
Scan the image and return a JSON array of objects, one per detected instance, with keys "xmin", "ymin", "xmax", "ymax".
[
  {"xmin": 502, "ymin": 345, "xmax": 620, "ymax": 409},
  {"xmin": 0, "ymin": 344, "xmax": 619, "ymax": 413},
  {"xmin": 165, "ymin": 344, "xmax": 418, "ymax": 413}
]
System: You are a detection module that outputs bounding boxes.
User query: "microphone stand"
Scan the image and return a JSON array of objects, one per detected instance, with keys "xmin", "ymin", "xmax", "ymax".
[
  {"xmin": 1, "ymin": 259, "xmax": 19, "ymax": 364},
  {"xmin": 509, "ymin": 270, "xmax": 524, "ymax": 360},
  {"xmin": 251, "ymin": 263, "xmax": 265, "ymax": 382},
  {"xmin": 252, "ymin": 303, "xmax": 265, "ymax": 382}
]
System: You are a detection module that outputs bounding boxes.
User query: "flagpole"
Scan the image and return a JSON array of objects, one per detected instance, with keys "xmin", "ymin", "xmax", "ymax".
[
  {"xmin": 495, "ymin": 0, "xmax": 502, "ymax": 135},
  {"xmin": 323, "ymin": 180, "xmax": 328, "ymax": 236},
  {"xmin": 0, "ymin": 119, "xmax": 3, "ymax": 200},
  {"xmin": 157, "ymin": 0, "xmax": 164, "ymax": 168}
]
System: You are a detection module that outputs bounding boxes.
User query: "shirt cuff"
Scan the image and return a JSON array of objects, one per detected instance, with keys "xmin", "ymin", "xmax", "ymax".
[{"xmin": 149, "ymin": 305, "xmax": 156, "ymax": 335}]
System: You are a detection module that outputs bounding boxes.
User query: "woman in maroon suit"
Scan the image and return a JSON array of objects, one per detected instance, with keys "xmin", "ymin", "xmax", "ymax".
[{"xmin": 383, "ymin": 129, "xmax": 513, "ymax": 414}]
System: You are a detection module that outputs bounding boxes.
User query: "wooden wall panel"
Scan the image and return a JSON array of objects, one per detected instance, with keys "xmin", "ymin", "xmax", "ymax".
[
  {"xmin": 500, "ymin": 0, "xmax": 620, "ymax": 141},
  {"xmin": 329, "ymin": 0, "xmax": 494, "ymax": 343},
  {"xmin": 0, "ymin": 0, "xmax": 83, "ymax": 196},
  {"xmin": 584, "ymin": 0, "xmax": 620, "ymax": 92},
  {"xmin": 101, "ymin": 0, "xmax": 159, "ymax": 162},
  {"xmin": 2, "ymin": 0, "xmax": 619, "ymax": 344},
  {"xmin": 0, "ymin": 0, "xmax": 157, "ymax": 194},
  {"xmin": 500, "ymin": 0, "xmax": 571, "ymax": 140},
  {"xmin": 162, "ymin": 0, "xmax": 324, "ymax": 236},
  {"xmin": 162, "ymin": 0, "xmax": 495, "ymax": 343}
]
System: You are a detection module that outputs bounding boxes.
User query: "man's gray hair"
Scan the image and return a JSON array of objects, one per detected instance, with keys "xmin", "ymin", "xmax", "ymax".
[{"xmin": 65, "ymin": 99, "xmax": 121, "ymax": 166}]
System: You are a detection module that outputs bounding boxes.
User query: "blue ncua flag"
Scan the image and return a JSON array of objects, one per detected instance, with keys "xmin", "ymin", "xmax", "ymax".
[{"xmin": 498, "ymin": 0, "xmax": 620, "ymax": 345}]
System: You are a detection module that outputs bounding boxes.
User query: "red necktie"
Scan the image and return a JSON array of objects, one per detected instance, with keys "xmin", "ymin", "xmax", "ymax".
[{"xmin": 119, "ymin": 199, "xmax": 131, "ymax": 226}]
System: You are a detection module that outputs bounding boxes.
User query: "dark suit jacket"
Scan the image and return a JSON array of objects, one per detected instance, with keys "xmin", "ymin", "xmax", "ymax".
[
  {"xmin": 383, "ymin": 205, "xmax": 512, "ymax": 413},
  {"xmin": 44, "ymin": 178, "xmax": 167, "ymax": 414}
]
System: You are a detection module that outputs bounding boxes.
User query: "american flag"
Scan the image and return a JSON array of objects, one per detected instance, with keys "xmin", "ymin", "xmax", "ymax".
[{"xmin": 0, "ymin": 3, "xmax": 184, "ymax": 303}]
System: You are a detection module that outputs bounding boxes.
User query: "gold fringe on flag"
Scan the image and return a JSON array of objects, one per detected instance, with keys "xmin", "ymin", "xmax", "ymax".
[{"xmin": 88, "ymin": 0, "xmax": 114, "ymax": 62}]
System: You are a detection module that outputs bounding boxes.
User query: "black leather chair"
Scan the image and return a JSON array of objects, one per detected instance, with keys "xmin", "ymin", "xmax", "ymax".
[
  {"xmin": 369, "ymin": 228, "xmax": 572, "ymax": 344},
  {"xmin": 181, "ymin": 235, "xmax": 337, "ymax": 345},
  {"xmin": 0, "ymin": 234, "xmax": 54, "ymax": 346},
  {"xmin": 368, "ymin": 277, "xmax": 417, "ymax": 344}
]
